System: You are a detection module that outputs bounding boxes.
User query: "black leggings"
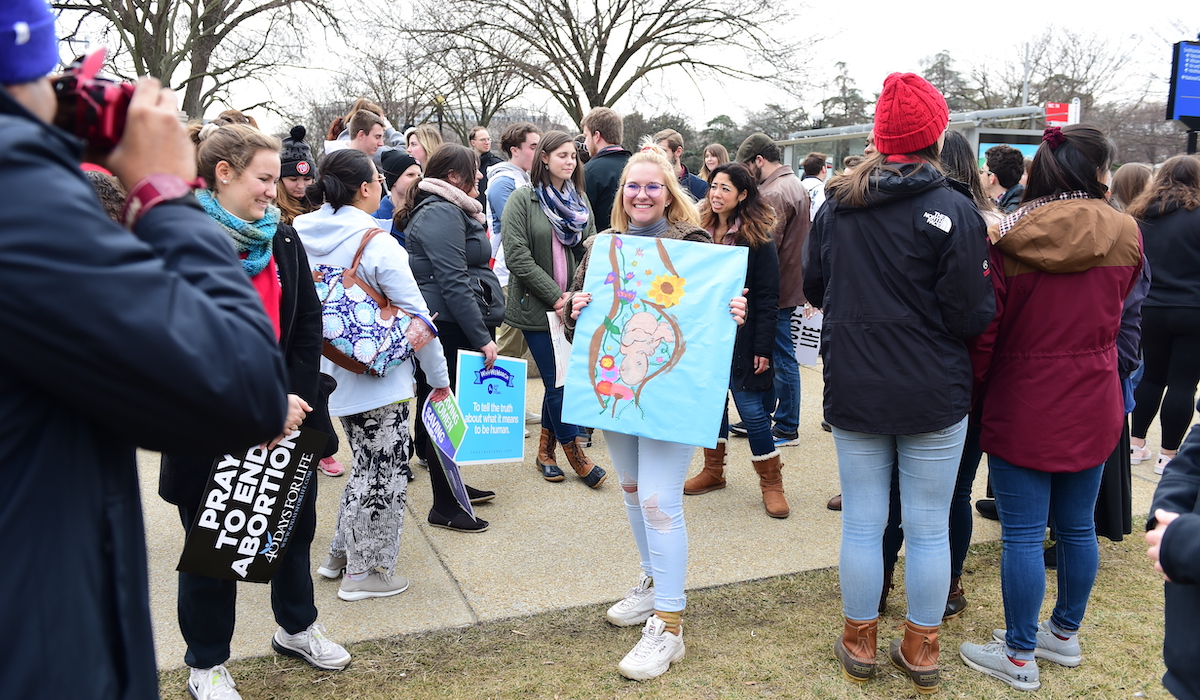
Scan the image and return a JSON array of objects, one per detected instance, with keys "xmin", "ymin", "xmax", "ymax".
[
  {"xmin": 1131, "ymin": 306, "xmax": 1200, "ymax": 451},
  {"xmin": 414, "ymin": 321, "xmax": 494, "ymax": 516}
]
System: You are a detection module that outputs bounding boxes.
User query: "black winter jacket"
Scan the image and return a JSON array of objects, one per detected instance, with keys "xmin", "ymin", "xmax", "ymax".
[
  {"xmin": 406, "ymin": 191, "xmax": 505, "ymax": 348},
  {"xmin": 583, "ymin": 146, "xmax": 631, "ymax": 232},
  {"xmin": 1140, "ymin": 201, "xmax": 1200, "ymax": 309},
  {"xmin": 0, "ymin": 87, "xmax": 287, "ymax": 699},
  {"xmin": 160, "ymin": 225, "xmax": 327, "ymax": 507},
  {"xmin": 1149, "ymin": 423, "xmax": 1200, "ymax": 700},
  {"xmin": 802, "ymin": 162, "xmax": 995, "ymax": 434},
  {"xmin": 726, "ymin": 236, "xmax": 780, "ymax": 392}
]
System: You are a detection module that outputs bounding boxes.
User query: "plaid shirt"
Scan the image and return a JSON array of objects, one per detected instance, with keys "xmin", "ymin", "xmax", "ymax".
[{"xmin": 996, "ymin": 190, "xmax": 1092, "ymax": 238}]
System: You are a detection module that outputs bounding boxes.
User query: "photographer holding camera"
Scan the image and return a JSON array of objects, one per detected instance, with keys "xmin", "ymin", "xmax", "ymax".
[{"xmin": 1, "ymin": 2, "xmax": 293, "ymax": 698}]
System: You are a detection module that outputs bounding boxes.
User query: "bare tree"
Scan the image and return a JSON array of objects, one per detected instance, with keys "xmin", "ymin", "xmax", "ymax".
[
  {"xmin": 407, "ymin": 0, "xmax": 807, "ymax": 127},
  {"xmin": 53, "ymin": 0, "xmax": 339, "ymax": 119}
]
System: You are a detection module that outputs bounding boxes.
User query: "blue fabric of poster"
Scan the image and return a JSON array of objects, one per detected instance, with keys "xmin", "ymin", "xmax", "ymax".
[{"xmin": 561, "ymin": 234, "xmax": 747, "ymax": 448}]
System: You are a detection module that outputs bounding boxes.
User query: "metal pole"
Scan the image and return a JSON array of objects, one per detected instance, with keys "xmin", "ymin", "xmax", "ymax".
[{"xmin": 1189, "ymin": 131, "xmax": 1198, "ymax": 156}]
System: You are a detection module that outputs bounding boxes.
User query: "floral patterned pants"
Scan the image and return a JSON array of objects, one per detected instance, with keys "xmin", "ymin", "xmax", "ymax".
[{"xmin": 328, "ymin": 400, "xmax": 412, "ymax": 576}]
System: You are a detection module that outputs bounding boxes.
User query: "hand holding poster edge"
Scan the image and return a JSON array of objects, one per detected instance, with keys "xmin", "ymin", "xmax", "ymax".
[
  {"xmin": 177, "ymin": 426, "xmax": 328, "ymax": 583},
  {"xmin": 420, "ymin": 388, "xmax": 476, "ymax": 518}
]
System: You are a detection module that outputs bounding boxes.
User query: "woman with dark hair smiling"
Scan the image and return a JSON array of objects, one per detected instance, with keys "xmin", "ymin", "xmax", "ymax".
[
  {"xmin": 685, "ymin": 162, "xmax": 784, "ymax": 518},
  {"xmin": 402, "ymin": 144, "xmax": 505, "ymax": 532},
  {"xmin": 501, "ymin": 130, "xmax": 606, "ymax": 487},
  {"xmin": 959, "ymin": 125, "xmax": 1142, "ymax": 691}
]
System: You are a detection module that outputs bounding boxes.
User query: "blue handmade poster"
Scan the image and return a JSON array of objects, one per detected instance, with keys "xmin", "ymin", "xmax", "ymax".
[
  {"xmin": 454, "ymin": 350, "xmax": 527, "ymax": 465},
  {"xmin": 561, "ymin": 234, "xmax": 747, "ymax": 448}
]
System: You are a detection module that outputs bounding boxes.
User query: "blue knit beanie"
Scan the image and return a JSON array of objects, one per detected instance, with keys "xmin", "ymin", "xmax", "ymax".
[{"xmin": 0, "ymin": 0, "xmax": 58, "ymax": 85}]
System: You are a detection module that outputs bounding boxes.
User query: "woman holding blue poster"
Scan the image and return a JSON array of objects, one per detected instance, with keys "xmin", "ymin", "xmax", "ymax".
[
  {"xmin": 686, "ymin": 162, "xmax": 784, "ymax": 517},
  {"xmin": 159, "ymin": 122, "xmax": 352, "ymax": 698},
  {"xmin": 502, "ymin": 130, "xmax": 606, "ymax": 487},
  {"xmin": 567, "ymin": 145, "xmax": 746, "ymax": 681},
  {"xmin": 401, "ymin": 144, "xmax": 505, "ymax": 532}
]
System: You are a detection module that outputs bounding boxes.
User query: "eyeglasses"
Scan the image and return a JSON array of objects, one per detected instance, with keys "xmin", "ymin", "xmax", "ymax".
[{"xmin": 623, "ymin": 182, "xmax": 665, "ymax": 198}]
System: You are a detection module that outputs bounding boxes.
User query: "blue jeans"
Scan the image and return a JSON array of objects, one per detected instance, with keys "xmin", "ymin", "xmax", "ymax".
[
  {"xmin": 523, "ymin": 330, "xmax": 579, "ymax": 444},
  {"xmin": 604, "ymin": 431, "xmax": 693, "ymax": 612},
  {"xmin": 769, "ymin": 307, "xmax": 800, "ymax": 434},
  {"xmin": 989, "ymin": 455, "xmax": 1104, "ymax": 652},
  {"xmin": 834, "ymin": 416, "xmax": 967, "ymax": 626},
  {"xmin": 720, "ymin": 388, "xmax": 775, "ymax": 456}
]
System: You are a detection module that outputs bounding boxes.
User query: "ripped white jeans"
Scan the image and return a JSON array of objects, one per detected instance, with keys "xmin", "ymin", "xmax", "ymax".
[{"xmin": 602, "ymin": 430, "xmax": 694, "ymax": 612}]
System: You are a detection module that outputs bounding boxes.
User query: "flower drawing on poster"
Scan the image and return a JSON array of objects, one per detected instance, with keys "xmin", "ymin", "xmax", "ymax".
[{"xmin": 588, "ymin": 236, "xmax": 686, "ymax": 417}]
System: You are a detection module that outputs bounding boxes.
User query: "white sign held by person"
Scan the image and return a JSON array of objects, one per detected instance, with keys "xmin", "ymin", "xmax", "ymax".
[{"xmin": 792, "ymin": 307, "xmax": 823, "ymax": 367}]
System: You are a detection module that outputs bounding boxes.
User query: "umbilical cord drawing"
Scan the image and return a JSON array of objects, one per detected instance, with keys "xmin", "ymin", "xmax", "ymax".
[{"xmin": 588, "ymin": 236, "xmax": 687, "ymax": 418}]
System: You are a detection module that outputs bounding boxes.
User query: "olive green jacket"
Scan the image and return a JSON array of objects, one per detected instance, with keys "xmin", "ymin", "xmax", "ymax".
[{"xmin": 500, "ymin": 185, "xmax": 596, "ymax": 331}]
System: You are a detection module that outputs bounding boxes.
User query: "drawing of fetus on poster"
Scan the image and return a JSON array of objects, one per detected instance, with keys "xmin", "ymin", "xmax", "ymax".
[{"xmin": 587, "ymin": 235, "xmax": 686, "ymax": 418}]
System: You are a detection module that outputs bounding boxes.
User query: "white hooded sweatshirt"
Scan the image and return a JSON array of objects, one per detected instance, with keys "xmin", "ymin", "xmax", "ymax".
[{"xmin": 295, "ymin": 203, "xmax": 451, "ymax": 416}]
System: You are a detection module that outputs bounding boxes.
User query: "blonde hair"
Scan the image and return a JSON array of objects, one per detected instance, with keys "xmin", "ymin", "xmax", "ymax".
[
  {"xmin": 191, "ymin": 122, "xmax": 281, "ymax": 193},
  {"xmin": 609, "ymin": 141, "xmax": 700, "ymax": 231},
  {"xmin": 408, "ymin": 125, "xmax": 444, "ymax": 162}
]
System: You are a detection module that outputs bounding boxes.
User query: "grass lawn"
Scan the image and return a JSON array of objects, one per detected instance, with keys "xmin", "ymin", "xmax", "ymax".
[{"xmin": 160, "ymin": 524, "xmax": 1170, "ymax": 699}]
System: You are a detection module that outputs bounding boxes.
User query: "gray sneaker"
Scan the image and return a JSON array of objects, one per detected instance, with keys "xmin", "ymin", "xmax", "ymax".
[
  {"xmin": 960, "ymin": 640, "xmax": 1041, "ymax": 691},
  {"xmin": 337, "ymin": 571, "xmax": 410, "ymax": 601},
  {"xmin": 317, "ymin": 553, "xmax": 346, "ymax": 579},
  {"xmin": 993, "ymin": 621, "xmax": 1082, "ymax": 667}
]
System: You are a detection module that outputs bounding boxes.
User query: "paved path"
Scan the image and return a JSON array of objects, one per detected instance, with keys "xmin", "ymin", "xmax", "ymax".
[{"xmin": 140, "ymin": 364, "xmax": 1166, "ymax": 669}]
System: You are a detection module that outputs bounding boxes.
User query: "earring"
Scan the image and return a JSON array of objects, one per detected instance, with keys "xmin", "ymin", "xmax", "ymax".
[{"xmin": 221, "ymin": 179, "xmax": 228, "ymax": 184}]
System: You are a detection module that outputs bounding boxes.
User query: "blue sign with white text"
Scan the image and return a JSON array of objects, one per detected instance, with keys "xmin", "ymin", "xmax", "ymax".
[{"xmin": 454, "ymin": 350, "xmax": 527, "ymax": 465}]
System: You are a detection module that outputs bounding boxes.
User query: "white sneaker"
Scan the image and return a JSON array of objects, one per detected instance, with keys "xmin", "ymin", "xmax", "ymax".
[
  {"xmin": 1130, "ymin": 443, "xmax": 1152, "ymax": 464},
  {"xmin": 1155, "ymin": 453, "xmax": 1173, "ymax": 475},
  {"xmin": 188, "ymin": 665, "xmax": 241, "ymax": 700},
  {"xmin": 338, "ymin": 571, "xmax": 410, "ymax": 601},
  {"xmin": 271, "ymin": 623, "xmax": 351, "ymax": 670},
  {"xmin": 526, "ymin": 409, "xmax": 541, "ymax": 424},
  {"xmin": 618, "ymin": 615, "xmax": 685, "ymax": 680},
  {"xmin": 606, "ymin": 574, "xmax": 655, "ymax": 626},
  {"xmin": 317, "ymin": 553, "xmax": 346, "ymax": 579}
]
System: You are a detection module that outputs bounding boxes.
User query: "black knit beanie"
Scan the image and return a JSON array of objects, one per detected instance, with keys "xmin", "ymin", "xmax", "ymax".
[{"xmin": 281, "ymin": 125, "xmax": 316, "ymax": 178}]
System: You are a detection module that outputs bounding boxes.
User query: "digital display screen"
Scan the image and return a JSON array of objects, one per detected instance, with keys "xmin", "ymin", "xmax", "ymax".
[{"xmin": 1167, "ymin": 41, "xmax": 1200, "ymax": 122}]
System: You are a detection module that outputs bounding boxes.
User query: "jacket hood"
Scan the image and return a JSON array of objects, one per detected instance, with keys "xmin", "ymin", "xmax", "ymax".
[
  {"xmin": 989, "ymin": 199, "xmax": 1137, "ymax": 274},
  {"xmin": 487, "ymin": 160, "xmax": 528, "ymax": 183},
  {"xmin": 830, "ymin": 162, "xmax": 947, "ymax": 210},
  {"xmin": 292, "ymin": 202, "xmax": 381, "ymax": 257}
]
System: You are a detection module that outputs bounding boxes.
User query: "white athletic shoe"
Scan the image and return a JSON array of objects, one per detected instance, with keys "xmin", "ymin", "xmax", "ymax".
[
  {"xmin": 618, "ymin": 615, "xmax": 685, "ymax": 680},
  {"xmin": 187, "ymin": 665, "xmax": 241, "ymax": 700},
  {"xmin": 271, "ymin": 623, "xmax": 351, "ymax": 670},
  {"xmin": 606, "ymin": 574, "xmax": 655, "ymax": 626}
]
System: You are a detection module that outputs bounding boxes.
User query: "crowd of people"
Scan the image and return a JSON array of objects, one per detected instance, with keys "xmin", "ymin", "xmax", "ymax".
[{"xmin": 4, "ymin": 1, "xmax": 1200, "ymax": 697}]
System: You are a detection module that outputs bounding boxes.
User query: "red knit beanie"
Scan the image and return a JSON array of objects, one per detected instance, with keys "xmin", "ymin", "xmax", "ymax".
[{"xmin": 873, "ymin": 73, "xmax": 949, "ymax": 155}]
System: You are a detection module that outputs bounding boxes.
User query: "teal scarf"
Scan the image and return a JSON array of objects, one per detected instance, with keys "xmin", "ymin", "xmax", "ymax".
[{"xmin": 196, "ymin": 189, "xmax": 279, "ymax": 276}]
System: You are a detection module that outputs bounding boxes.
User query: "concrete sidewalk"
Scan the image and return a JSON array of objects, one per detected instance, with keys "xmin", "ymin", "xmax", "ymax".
[{"xmin": 140, "ymin": 364, "xmax": 1165, "ymax": 670}]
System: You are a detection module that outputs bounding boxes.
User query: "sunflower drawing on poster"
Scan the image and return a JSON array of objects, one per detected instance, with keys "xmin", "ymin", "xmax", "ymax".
[{"xmin": 561, "ymin": 234, "xmax": 747, "ymax": 448}]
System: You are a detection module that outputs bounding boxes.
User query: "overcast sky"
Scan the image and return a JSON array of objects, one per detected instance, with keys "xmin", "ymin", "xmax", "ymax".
[{"xmin": 241, "ymin": 0, "xmax": 1192, "ymax": 134}]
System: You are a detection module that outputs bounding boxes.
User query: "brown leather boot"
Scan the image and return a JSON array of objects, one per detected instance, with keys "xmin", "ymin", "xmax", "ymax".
[
  {"xmin": 684, "ymin": 439, "xmax": 726, "ymax": 495},
  {"xmin": 943, "ymin": 576, "xmax": 967, "ymax": 620},
  {"xmin": 889, "ymin": 620, "xmax": 940, "ymax": 694},
  {"xmin": 561, "ymin": 439, "xmax": 607, "ymax": 488},
  {"xmin": 827, "ymin": 493, "xmax": 843, "ymax": 511},
  {"xmin": 536, "ymin": 428, "xmax": 565, "ymax": 482},
  {"xmin": 751, "ymin": 452, "xmax": 789, "ymax": 518},
  {"xmin": 833, "ymin": 617, "xmax": 877, "ymax": 683}
]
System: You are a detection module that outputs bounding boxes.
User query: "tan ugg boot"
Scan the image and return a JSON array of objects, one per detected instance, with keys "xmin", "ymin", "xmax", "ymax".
[
  {"xmin": 889, "ymin": 620, "xmax": 940, "ymax": 694},
  {"xmin": 536, "ymin": 428, "xmax": 564, "ymax": 482},
  {"xmin": 751, "ymin": 451, "xmax": 789, "ymax": 518},
  {"xmin": 834, "ymin": 617, "xmax": 878, "ymax": 683},
  {"xmin": 684, "ymin": 439, "xmax": 726, "ymax": 495},
  {"xmin": 561, "ymin": 439, "xmax": 607, "ymax": 488}
]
